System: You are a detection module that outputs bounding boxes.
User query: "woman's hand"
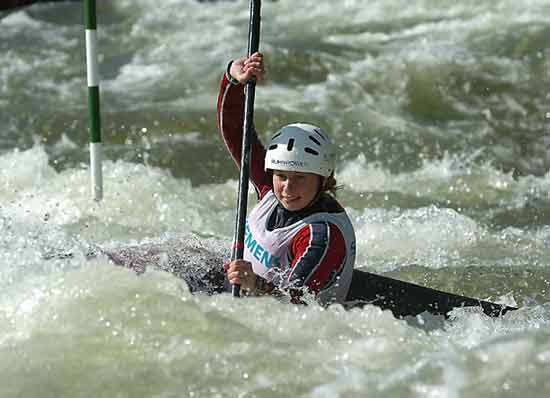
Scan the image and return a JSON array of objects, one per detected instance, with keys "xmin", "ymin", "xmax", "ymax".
[
  {"xmin": 229, "ymin": 52, "xmax": 266, "ymax": 84},
  {"xmin": 224, "ymin": 259, "xmax": 257, "ymax": 292}
]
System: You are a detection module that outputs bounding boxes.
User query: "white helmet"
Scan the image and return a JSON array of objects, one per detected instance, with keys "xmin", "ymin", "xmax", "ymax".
[{"xmin": 264, "ymin": 123, "xmax": 336, "ymax": 177}]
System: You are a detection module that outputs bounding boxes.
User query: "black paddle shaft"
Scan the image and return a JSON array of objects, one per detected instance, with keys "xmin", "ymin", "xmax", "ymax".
[{"xmin": 231, "ymin": 0, "xmax": 262, "ymax": 297}]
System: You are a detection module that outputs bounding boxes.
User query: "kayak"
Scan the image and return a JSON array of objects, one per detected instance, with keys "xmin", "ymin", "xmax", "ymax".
[
  {"xmin": 96, "ymin": 241, "xmax": 516, "ymax": 319},
  {"xmin": 345, "ymin": 269, "xmax": 515, "ymax": 318}
]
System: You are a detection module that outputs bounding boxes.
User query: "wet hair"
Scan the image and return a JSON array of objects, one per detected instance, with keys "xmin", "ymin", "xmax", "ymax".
[{"xmin": 321, "ymin": 173, "xmax": 342, "ymax": 196}]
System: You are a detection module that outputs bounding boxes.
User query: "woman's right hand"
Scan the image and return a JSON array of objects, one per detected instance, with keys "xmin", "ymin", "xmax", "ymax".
[
  {"xmin": 224, "ymin": 259, "xmax": 257, "ymax": 292},
  {"xmin": 229, "ymin": 52, "xmax": 266, "ymax": 84}
]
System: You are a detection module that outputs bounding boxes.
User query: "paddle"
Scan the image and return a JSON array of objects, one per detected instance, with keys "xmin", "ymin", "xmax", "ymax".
[{"xmin": 231, "ymin": 0, "xmax": 262, "ymax": 297}]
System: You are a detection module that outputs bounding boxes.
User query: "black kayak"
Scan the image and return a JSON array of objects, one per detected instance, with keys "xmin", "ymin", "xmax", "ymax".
[
  {"xmin": 93, "ymin": 241, "xmax": 516, "ymax": 319},
  {"xmin": 345, "ymin": 269, "xmax": 515, "ymax": 318}
]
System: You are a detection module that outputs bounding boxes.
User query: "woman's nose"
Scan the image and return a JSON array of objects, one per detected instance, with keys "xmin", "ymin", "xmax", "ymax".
[{"xmin": 283, "ymin": 178, "xmax": 294, "ymax": 192}]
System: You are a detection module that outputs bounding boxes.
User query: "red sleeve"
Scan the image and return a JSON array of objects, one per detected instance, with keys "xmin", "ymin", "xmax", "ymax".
[
  {"xmin": 288, "ymin": 222, "xmax": 347, "ymax": 295},
  {"xmin": 216, "ymin": 72, "xmax": 272, "ymax": 199}
]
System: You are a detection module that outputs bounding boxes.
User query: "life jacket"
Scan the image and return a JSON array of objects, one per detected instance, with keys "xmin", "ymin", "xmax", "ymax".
[{"xmin": 243, "ymin": 191, "xmax": 356, "ymax": 304}]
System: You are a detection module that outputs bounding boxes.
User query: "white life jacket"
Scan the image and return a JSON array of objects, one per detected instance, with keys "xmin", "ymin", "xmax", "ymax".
[{"xmin": 243, "ymin": 191, "xmax": 356, "ymax": 304}]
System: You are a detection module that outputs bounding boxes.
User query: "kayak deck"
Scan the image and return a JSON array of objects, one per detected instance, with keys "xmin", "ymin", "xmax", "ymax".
[{"xmin": 346, "ymin": 269, "xmax": 516, "ymax": 318}]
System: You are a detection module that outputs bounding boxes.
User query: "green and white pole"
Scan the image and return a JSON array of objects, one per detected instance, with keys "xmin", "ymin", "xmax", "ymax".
[{"xmin": 84, "ymin": 0, "xmax": 103, "ymax": 201}]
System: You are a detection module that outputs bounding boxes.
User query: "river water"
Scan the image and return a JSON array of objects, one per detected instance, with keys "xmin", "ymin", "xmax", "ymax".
[{"xmin": 1, "ymin": 0, "xmax": 550, "ymax": 397}]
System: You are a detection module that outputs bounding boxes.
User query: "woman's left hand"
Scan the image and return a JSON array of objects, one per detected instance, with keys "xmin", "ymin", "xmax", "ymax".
[
  {"xmin": 229, "ymin": 52, "xmax": 266, "ymax": 84},
  {"xmin": 224, "ymin": 259, "xmax": 257, "ymax": 292}
]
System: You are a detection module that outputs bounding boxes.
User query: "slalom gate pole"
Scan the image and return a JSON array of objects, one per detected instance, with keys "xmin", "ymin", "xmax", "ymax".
[{"xmin": 84, "ymin": 0, "xmax": 103, "ymax": 201}]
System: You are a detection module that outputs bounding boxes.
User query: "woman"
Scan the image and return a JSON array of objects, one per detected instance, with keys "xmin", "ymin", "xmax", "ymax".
[{"xmin": 217, "ymin": 52, "xmax": 356, "ymax": 305}]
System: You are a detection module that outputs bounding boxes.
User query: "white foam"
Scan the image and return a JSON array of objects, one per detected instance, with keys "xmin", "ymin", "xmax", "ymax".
[
  {"xmin": 350, "ymin": 205, "xmax": 481, "ymax": 270},
  {"xmin": 0, "ymin": 145, "xmax": 240, "ymax": 241},
  {"xmin": 0, "ymin": 11, "xmax": 42, "ymax": 29},
  {"xmin": 338, "ymin": 151, "xmax": 550, "ymax": 209}
]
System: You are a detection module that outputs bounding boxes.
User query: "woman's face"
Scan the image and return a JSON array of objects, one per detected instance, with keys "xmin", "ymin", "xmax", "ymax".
[{"xmin": 272, "ymin": 170, "xmax": 320, "ymax": 211}]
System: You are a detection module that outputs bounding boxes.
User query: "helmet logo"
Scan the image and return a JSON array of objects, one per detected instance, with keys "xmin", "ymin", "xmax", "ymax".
[{"xmin": 271, "ymin": 159, "xmax": 306, "ymax": 167}]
